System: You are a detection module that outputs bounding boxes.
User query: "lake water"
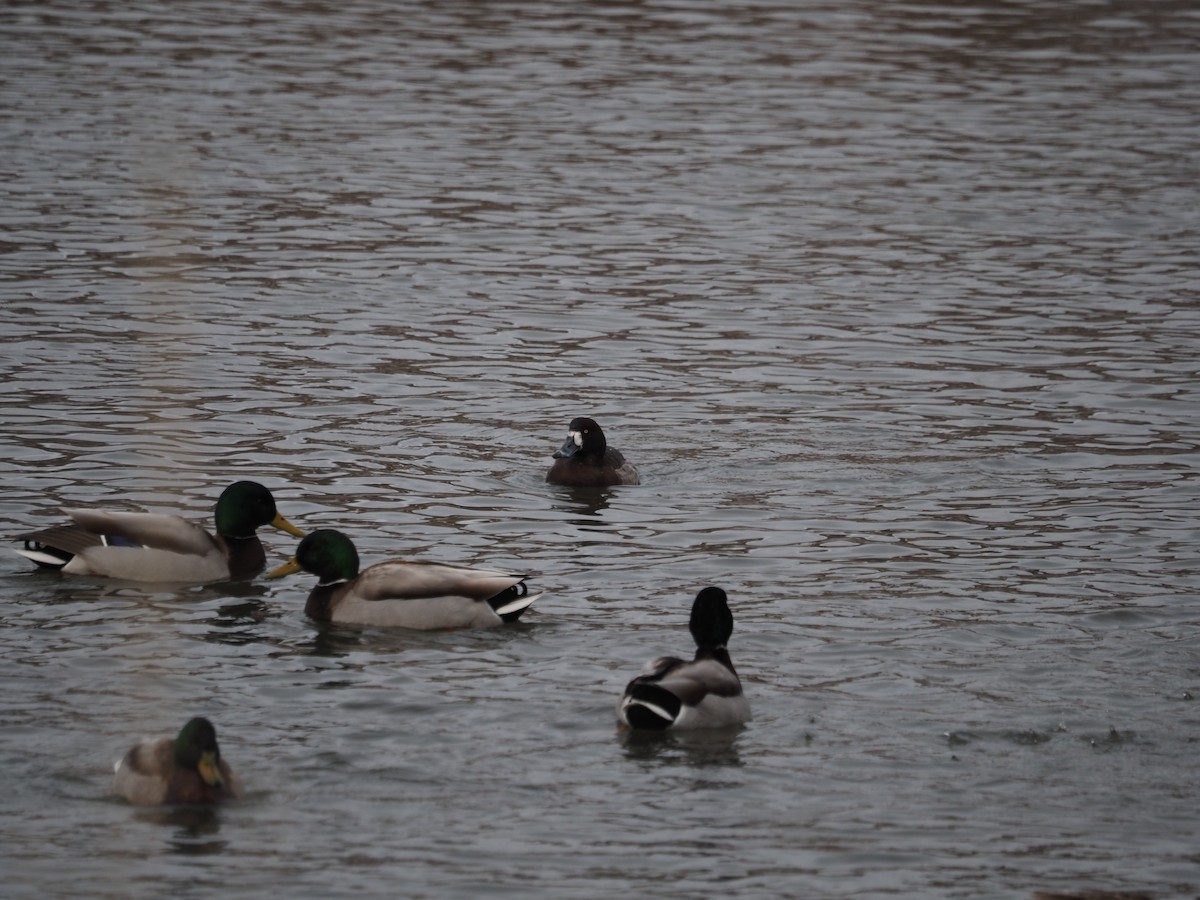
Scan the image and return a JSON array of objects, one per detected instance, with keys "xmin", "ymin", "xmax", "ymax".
[{"xmin": 1, "ymin": 1, "xmax": 1198, "ymax": 897}]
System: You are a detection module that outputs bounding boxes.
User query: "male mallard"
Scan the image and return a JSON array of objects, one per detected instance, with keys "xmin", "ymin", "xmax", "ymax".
[
  {"xmin": 546, "ymin": 417, "xmax": 640, "ymax": 487},
  {"xmin": 113, "ymin": 717, "xmax": 243, "ymax": 806},
  {"xmin": 268, "ymin": 528, "xmax": 540, "ymax": 629},
  {"xmin": 618, "ymin": 586, "xmax": 751, "ymax": 730},
  {"xmin": 13, "ymin": 480, "xmax": 304, "ymax": 583}
]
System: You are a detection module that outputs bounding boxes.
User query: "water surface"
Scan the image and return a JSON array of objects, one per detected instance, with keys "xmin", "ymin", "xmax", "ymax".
[{"xmin": 1, "ymin": 1, "xmax": 1198, "ymax": 897}]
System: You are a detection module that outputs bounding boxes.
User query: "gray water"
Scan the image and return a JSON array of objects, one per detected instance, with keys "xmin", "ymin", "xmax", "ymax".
[{"xmin": 2, "ymin": 1, "xmax": 1198, "ymax": 897}]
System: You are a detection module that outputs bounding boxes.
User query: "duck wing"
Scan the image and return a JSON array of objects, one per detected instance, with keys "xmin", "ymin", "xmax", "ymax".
[
  {"xmin": 64, "ymin": 509, "xmax": 218, "ymax": 556},
  {"xmin": 653, "ymin": 657, "xmax": 743, "ymax": 705},
  {"xmin": 620, "ymin": 656, "xmax": 748, "ymax": 730},
  {"xmin": 46, "ymin": 510, "xmax": 227, "ymax": 580},
  {"xmin": 112, "ymin": 736, "xmax": 173, "ymax": 806},
  {"xmin": 353, "ymin": 561, "xmax": 531, "ymax": 603},
  {"xmin": 317, "ymin": 561, "xmax": 539, "ymax": 629}
]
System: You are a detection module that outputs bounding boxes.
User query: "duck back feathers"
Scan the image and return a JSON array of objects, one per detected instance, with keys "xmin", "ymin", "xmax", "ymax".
[
  {"xmin": 618, "ymin": 587, "xmax": 750, "ymax": 731},
  {"xmin": 305, "ymin": 559, "xmax": 539, "ymax": 628},
  {"xmin": 273, "ymin": 530, "xmax": 540, "ymax": 630},
  {"xmin": 13, "ymin": 481, "xmax": 302, "ymax": 583}
]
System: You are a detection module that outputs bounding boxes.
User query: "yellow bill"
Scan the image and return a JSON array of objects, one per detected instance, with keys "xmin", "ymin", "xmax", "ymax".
[
  {"xmin": 267, "ymin": 557, "xmax": 302, "ymax": 579},
  {"xmin": 271, "ymin": 512, "xmax": 306, "ymax": 539},
  {"xmin": 197, "ymin": 751, "xmax": 225, "ymax": 789}
]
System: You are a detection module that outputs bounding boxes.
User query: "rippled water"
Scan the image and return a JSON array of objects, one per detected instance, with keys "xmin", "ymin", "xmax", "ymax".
[{"xmin": 2, "ymin": 1, "xmax": 1198, "ymax": 897}]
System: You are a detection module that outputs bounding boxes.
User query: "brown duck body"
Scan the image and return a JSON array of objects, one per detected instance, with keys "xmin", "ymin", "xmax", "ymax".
[
  {"xmin": 304, "ymin": 560, "xmax": 539, "ymax": 629},
  {"xmin": 113, "ymin": 734, "xmax": 243, "ymax": 806},
  {"xmin": 25, "ymin": 511, "xmax": 266, "ymax": 582},
  {"xmin": 617, "ymin": 587, "xmax": 750, "ymax": 731},
  {"xmin": 546, "ymin": 447, "xmax": 639, "ymax": 487},
  {"xmin": 545, "ymin": 417, "xmax": 640, "ymax": 487},
  {"xmin": 618, "ymin": 646, "xmax": 750, "ymax": 730},
  {"xmin": 271, "ymin": 529, "xmax": 540, "ymax": 630},
  {"xmin": 12, "ymin": 481, "xmax": 303, "ymax": 583}
]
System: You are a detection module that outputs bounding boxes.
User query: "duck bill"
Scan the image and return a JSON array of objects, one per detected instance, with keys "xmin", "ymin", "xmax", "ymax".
[
  {"xmin": 267, "ymin": 557, "xmax": 303, "ymax": 579},
  {"xmin": 552, "ymin": 434, "xmax": 579, "ymax": 460},
  {"xmin": 271, "ymin": 512, "xmax": 306, "ymax": 539},
  {"xmin": 198, "ymin": 751, "xmax": 225, "ymax": 789}
]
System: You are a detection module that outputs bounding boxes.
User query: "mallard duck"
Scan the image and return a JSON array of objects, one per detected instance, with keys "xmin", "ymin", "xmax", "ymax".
[
  {"xmin": 545, "ymin": 417, "xmax": 640, "ymax": 487},
  {"xmin": 13, "ymin": 480, "xmax": 304, "ymax": 583},
  {"xmin": 268, "ymin": 528, "xmax": 540, "ymax": 629},
  {"xmin": 113, "ymin": 717, "xmax": 243, "ymax": 806},
  {"xmin": 618, "ymin": 586, "xmax": 750, "ymax": 731}
]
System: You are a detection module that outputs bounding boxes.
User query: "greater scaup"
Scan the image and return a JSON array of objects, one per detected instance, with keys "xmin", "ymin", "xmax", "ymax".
[{"xmin": 545, "ymin": 417, "xmax": 639, "ymax": 487}]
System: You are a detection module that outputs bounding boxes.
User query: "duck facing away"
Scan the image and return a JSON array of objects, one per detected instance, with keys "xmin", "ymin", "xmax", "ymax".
[
  {"xmin": 545, "ymin": 417, "xmax": 639, "ymax": 487},
  {"xmin": 113, "ymin": 717, "xmax": 243, "ymax": 806},
  {"xmin": 13, "ymin": 480, "xmax": 305, "ymax": 583},
  {"xmin": 268, "ymin": 528, "xmax": 540, "ymax": 629},
  {"xmin": 618, "ymin": 586, "xmax": 750, "ymax": 731}
]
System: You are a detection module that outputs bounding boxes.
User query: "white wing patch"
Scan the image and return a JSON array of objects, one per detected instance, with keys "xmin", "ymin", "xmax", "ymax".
[
  {"xmin": 627, "ymin": 698, "xmax": 675, "ymax": 722},
  {"xmin": 493, "ymin": 591, "xmax": 542, "ymax": 617},
  {"xmin": 13, "ymin": 547, "xmax": 67, "ymax": 567}
]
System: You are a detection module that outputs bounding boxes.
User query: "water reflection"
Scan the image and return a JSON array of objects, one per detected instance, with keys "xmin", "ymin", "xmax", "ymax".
[
  {"xmin": 133, "ymin": 805, "xmax": 228, "ymax": 856},
  {"xmin": 192, "ymin": 581, "xmax": 271, "ymax": 602},
  {"xmin": 290, "ymin": 624, "xmax": 364, "ymax": 658},
  {"xmin": 618, "ymin": 726, "xmax": 745, "ymax": 769},
  {"xmin": 547, "ymin": 484, "xmax": 614, "ymax": 524},
  {"xmin": 203, "ymin": 596, "xmax": 273, "ymax": 646}
]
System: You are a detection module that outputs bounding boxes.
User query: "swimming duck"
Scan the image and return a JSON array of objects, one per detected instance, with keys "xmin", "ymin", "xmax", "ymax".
[
  {"xmin": 267, "ymin": 528, "xmax": 540, "ymax": 629},
  {"xmin": 13, "ymin": 480, "xmax": 305, "ymax": 583},
  {"xmin": 618, "ymin": 586, "xmax": 750, "ymax": 731},
  {"xmin": 545, "ymin": 417, "xmax": 639, "ymax": 487},
  {"xmin": 113, "ymin": 717, "xmax": 243, "ymax": 806}
]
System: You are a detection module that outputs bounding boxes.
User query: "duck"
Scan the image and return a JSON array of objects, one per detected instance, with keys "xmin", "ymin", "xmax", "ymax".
[
  {"xmin": 618, "ymin": 586, "xmax": 750, "ymax": 731},
  {"xmin": 113, "ymin": 717, "xmax": 243, "ymax": 806},
  {"xmin": 267, "ymin": 528, "xmax": 540, "ymax": 629},
  {"xmin": 12, "ymin": 480, "xmax": 305, "ymax": 583},
  {"xmin": 545, "ymin": 417, "xmax": 639, "ymax": 487}
]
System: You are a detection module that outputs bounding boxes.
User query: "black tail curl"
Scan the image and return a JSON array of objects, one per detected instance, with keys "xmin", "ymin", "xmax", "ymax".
[{"xmin": 623, "ymin": 682, "xmax": 682, "ymax": 730}]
